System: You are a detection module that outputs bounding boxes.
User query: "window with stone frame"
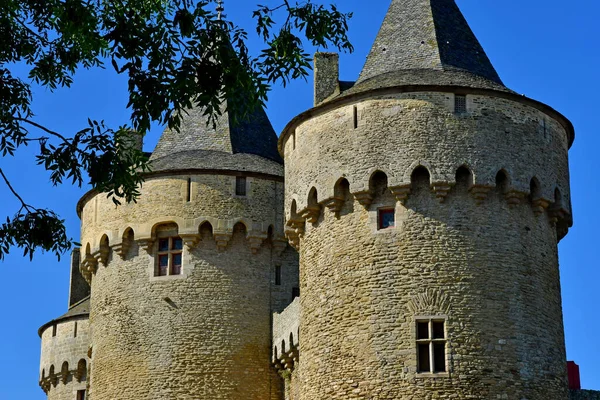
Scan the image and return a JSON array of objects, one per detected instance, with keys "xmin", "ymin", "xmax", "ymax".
[
  {"xmin": 454, "ymin": 94, "xmax": 467, "ymax": 114},
  {"xmin": 378, "ymin": 208, "xmax": 395, "ymax": 230},
  {"xmin": 77, "ymin": 390, "xmax": 86, "ymax": 400},
  {"xmin": 416, "ymin": 318, "xmax": 447, "ymax": 374},
  {"xmin": 156, "ymin": 235, "xmax": 183, "ymax": 277},
  {"xmin": 235, "ymin": 176, "xmax": 247, "ymax": 196}
]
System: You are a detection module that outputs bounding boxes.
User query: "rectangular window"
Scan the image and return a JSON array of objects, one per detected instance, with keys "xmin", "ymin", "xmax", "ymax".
[
  {"xmin": 171, "ymin": 253, "xmax": 182, "ymax": 275},
  {"xmin": 275, "ymin": 265, "xmax": 282, "ymax": 286},
  {"xmin": 416, "ymin": 318, "xmax": 447, "ymax": 374},
  {"xmin": 52, "ymin": 324, "xmax": 57, "ymax": 337},
  {"xmin": 158, "ymin": 238, "xmax": 169, "ymax": 252},
  {"xmin": 156, "ymin": 236, "xmax": 183, "ymax": 277},
  {"xmin": 454, "ymin": 94, "xmax": 467, "ymax": 114},
  {"xmin": 77, "ymin": 390, "xmax": 86, "ymax": 400},
  {"xmin": 378, "ymin": 209, "xmax": 395, "ymax": 230},
  {"xmin": 353, "ymin": 105, "xmax": 358, "ymax": 129},
  {"xmin": 74, "ymin": 322, "xmax": 78, "ymax": 338},
  {"xmin": 236, "ymin": 176, "xmax": 247, "ymax": 196}
]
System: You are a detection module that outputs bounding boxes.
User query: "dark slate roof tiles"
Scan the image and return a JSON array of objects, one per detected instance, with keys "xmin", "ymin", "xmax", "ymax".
[{"xmin": 357, "ymin": 0, "xmax": 504, "ymax": 89}]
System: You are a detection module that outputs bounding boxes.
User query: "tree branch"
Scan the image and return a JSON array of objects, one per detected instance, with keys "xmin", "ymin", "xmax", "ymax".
[{"xmin": 0, "ymin": 167, "xmax": 33, "ymax": 212}]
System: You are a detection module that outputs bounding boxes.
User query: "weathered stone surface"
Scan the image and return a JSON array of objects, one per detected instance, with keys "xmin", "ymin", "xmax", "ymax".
[
  {"xmin": 77, "ymin": 171, "xmax": 298, "ymax": 400},
  {"xmin": 571, "ymin": 390, "xmax": 600, "ymax": 400},
  {"xmin": 281, "ymin": 90, "xmax": 572, "ymax": 399},
  {"xmin": 39, "ymin": 301, "xmax": 90, "ymax": 400}
]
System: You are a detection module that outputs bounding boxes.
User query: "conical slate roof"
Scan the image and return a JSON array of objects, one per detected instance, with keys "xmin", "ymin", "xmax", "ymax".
[
  {"xmin": 344, "ymin": 0, "xmax": 508, "ymax": 96},
  {"xmin": 150, "ymin": 101, "xmax": 283, "ymax": 176}
]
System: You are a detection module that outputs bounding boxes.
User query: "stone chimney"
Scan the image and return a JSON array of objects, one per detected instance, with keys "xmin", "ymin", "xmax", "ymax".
[{"xmin": 314, "ymin": 52, "xmax": 340, "ymax": 106}]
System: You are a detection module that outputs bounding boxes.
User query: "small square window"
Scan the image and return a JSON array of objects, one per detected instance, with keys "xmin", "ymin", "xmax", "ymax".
[
  {"xmin": 236, "ymin": 176, "xmax": 247, "ymax": 196},
  {"xmin": 455, "ymin": 94, "xmax": 467, "ymax": 114},
  {"xmin": 378, "ymin": 209, "xmax": 395, "ymax": 230}
]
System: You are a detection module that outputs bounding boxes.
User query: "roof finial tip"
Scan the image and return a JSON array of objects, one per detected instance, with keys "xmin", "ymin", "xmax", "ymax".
[{"xmin": 216, "ymin": 0, "xmax": 224, "ymax": 20}]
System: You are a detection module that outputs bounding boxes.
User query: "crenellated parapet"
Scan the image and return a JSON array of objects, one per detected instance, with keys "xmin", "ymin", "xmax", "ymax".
[
  {"xmin": 79, "ymin": 215, "xmax": 289, "ymax": 281},
  {"xmin": 272, "ymin": 297, "xmax": 300, "ymax": 373},
  {"xmin": 285, "ymin": 163, "xmax": 571, "ymax": 250},
  {"xmin": 38, "ymin": 298, "xmax": 90, "ymax": 398},
  {"xmin": 281, "ymin": 92, "xmax": 573, "ymax": 248}
]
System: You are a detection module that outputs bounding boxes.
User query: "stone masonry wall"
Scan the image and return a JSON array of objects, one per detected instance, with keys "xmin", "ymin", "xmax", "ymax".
[
  {"xmin": 282, "ymin": 91, "xmax": 571, "ymax": 399},
  {"xmin": 571, "ymin": 390, "xmax": 600, "ymax": 400},
  {"xmin": 39, "ymin": 317, "xmax": 90, "ymax": 399},
  {"xmin": 81, "ymin": 172, "xmax": 297, "ymax": 400}
]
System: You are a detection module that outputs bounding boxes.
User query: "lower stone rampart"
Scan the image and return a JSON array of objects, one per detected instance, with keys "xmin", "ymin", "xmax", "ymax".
[{"xmin": 571, "ymin": 390, "xmax": 600, "ymax": 400}]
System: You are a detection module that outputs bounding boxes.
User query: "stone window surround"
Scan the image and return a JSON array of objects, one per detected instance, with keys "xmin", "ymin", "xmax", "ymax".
[
  {"xmin": 414, "ymin": 315, "xmax": 450, "ymax": 378},
  {"xmin": 148, "ymin": 227, "xmax": 188, "ymax": 281},
  {"xmin": 370, "ymin": 203, "xmax": 402, "ymax": 234},
  {"xmin": 232, "ymin": 176, "xmax": 252, "ymax": 198}
]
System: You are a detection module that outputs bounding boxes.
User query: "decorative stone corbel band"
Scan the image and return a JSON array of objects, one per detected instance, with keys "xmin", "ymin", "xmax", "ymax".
[
  {"xmin": 247, "ymin": 232, "xmax": 268, "ymax": 254},
  {"xmin": 320, "ymin": 196, "xmax": 344, "ymax": 215},
  {"xmin": 213, "ymin": 231, "xmax": 232, "ymax": 251},
  {"xmin": 505, "ymin": 189, "xmax": 527, "ymax": 208},
  {"xmin": 111, "ymin": 242, "xmax": 130, "ymax": 260},
  {"xmin": 284, "ymin": 227, "xmax": 301, "ymax": 251},
  {"xmin": 272, "ymin": 238, "xmax": 288, "ymax": 258},
  {"xmin": 431, "ymin": 181, "xmax": 454, "ymax": 202},
  {"xmin": 136, "ymin": 238, "xmax": 154, "ymax": 253},
  {"xmin": 531, "ymin": 197, "xmax": 551, "ymax": 216},
  {"xmin": 548, "ymin": 205, "xmax": 570, "ymax": 224},
  {"xmin": 389, "ymin": 185, "xmax": 411, "ymax": 204},
  {"xmin": 353, "ymin": 190, "xmax": 374, "ymax": 208},
  {"xmin": 92, "ymin": 248, "xmax": 109, "ymax": 266},
  {"xmin": 80, "ymin": 254, "xmax": 98, "ymax": 284},
  {"xmin": 179, "ymin": 233, "xmax": 201, "ymax": 250},
  {"xmin": 300, "ymin": 205, "xmax": 321, "ymax": 224},
  {"xmin": 469, "ymin": 184, "xmax": 493, "ymax": 205}
]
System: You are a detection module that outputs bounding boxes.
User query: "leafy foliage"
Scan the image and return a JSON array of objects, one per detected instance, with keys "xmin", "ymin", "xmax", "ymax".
[{"xmin": 0, "ymin": 0, "xmax": 353, "ymax": 260}]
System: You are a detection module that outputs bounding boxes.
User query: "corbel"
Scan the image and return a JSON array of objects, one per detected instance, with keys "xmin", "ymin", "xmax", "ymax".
[
  {"xmin": 300, "ymin": 205, "xmax": 321, "ymax": 224},
  {"xmin": 505, "ymin": 189, "xmax": 527, "ymax": 208},
  {"xmin": 213, "ymin": 231, "xmax": 232, "ymax": 251},
  {"xmin": 353, "ymin": 190, "xmax": 374, "ymax": 208},
  {"xmin": 247, "ymin": 233, "xmax": 268, "ymax": 254},
  {"xmin": 389, "ymin": 185, "xmax": 411, "ymax": 204},
  {"xmin": 321, "ymin": 196, "xmax": 345, "ymax": 215},
  {"xmin": 431, "ymin": 181, "xmax": 453, "ymax": 202},
  {"xmin": 179, "ymin": 234, "xmax": 201, "ymax": 250},
  {"xmin": 469, "ymin": 184, "xmax": 493, "ymax": 205}
]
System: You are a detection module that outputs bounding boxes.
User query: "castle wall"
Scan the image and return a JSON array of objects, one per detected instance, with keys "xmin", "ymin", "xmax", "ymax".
[
  {"xmin": 571, "ymin": 390, "xmax": 600, "ymax": 400},
  {"xmin": 39, "ymin": 317, "xmax": 90, "ymax": 399},
  {"xmin": 80, "ymin": 173, "xmax": 297, "ymax": 400},
  {"xmin": 282, "ymin": 92, "xmax": 571, "ymax": 399}
]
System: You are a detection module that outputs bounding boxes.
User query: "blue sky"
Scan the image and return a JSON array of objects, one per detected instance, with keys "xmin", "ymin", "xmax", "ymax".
[{"xmin": 0, "ymin": 1, "xmax": 598, "ymax": 398}]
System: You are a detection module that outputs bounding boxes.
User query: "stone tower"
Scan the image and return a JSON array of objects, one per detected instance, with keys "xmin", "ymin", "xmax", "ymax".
[
  {"xmin": 38, "ymin": 249, "xmax": 91, "ymax": 400},
  {"xmin": 280, "ymin": 0, "xmax": 574, "ymax": 398},
  {"xmin": 72, "ymin": 98, "xmax": 298, "ymax": 399}
]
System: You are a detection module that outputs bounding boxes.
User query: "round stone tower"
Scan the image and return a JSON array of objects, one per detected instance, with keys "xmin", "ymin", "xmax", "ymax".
[
  {"xmin": 280, "ymin": 0, "xmax": 574, "ymax": 399},
  {"xmin": 39, "ymin": 298, "xmax": 90, "ymax": 400},
  {"xmin": 78, "ymin": 101, "xmax": 296, "ymax": 399},
  {"xmin": 38, "ymin": 248, "xmax": 91, "ymax": 400}
]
